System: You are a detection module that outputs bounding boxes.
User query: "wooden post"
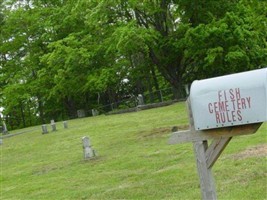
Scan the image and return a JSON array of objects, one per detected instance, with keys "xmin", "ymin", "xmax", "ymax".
[
  {"xmin": 187, "ymin": 99, "xmax": 217, "ymax": 200},
  {"xmin": 194, "ymin": 141, "xmax": 217, "ymax": 200}
]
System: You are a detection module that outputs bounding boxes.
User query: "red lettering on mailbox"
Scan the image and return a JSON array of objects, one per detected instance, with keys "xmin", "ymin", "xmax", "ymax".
[{"xmin": 207, "ymin": 88, "xmax": 251, "ymax": 125}]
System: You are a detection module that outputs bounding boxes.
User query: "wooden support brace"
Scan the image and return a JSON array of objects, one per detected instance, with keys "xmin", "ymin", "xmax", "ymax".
[
  {"xmin": 168, "ymin": 123, "xmax": 262, "ymax": 145},
  {"xmin": 205, "ymin": 137, "xmax": 232, "ymax": 169}
]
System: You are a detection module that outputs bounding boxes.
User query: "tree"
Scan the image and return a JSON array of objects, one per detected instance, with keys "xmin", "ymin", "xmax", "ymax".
[
  {"xmin": 183, "ymin": 0, "xmax": 267, "ymax": 82},
  {"xmin": 1, "ymin": 0, "xmax": 266, "ymax": 130}
]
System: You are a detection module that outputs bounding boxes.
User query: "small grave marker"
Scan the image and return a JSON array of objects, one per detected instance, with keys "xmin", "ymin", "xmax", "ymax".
[
  {"xmin": 42, "ymin": 125, "xmax": 48, "ymax": 134},
  {"xmin": 77, "ymin": 109, "xmax": 86, "ymax": 118},
  {"xmin": 137, "ymin": 94, "xmax": 144, "ymax": 106},
  {"xmin": 63, "ymin": 121, "xmax": 68, "ymax": 129},
  {"xmin": 92, "ymin": 109, "xmax": 99, "ymax": 116},
  {"xmin": 51, "ymin": 120, "xmax": 57, "ymax": 132},
  {"xmin": 51, "ymin": 123, "xmax": 56, "ymax": 132},
  {"xmin": 82, "ymin": 136, "xmax": 96, "ymax": 160},
  {"xmin": 2, "ymin": 121, "xmax": 8, "ymax": 134}
]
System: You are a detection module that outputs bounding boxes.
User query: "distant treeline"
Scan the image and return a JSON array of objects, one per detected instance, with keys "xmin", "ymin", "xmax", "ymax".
[{"xmin": 0, "ymin": 0, "xmax": 266, "ymax": 130}]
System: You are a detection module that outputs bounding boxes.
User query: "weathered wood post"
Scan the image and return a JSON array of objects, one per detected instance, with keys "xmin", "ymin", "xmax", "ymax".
[
  {"xmin": 169, "ymin": 68, "xmax": 267, "ymax": 200},
  {"xmin": 63, "ymin": 121, "xmax": 68, "ymax": 129},
  {"xmin": 42, "ymin": 125, "xmax": 48, "ymax": 134},
  {"xmin": 82, "ymin": 136, "xmax": 96, "ymax": 160},
  {"xmin": 187, "ymin": 100, "xmax": 217, "ymax": 199}
]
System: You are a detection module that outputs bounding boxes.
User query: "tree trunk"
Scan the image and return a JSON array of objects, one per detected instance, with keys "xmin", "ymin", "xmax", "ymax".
[
  {"xmin": 146, "ymin": 75, "xmax": 154, "ymax": 104},
  {"xmin": 149, "ymin": 48, "xmax": 185, "ymax": 99},
  {"xmin": 37, "ymin": 96, "xmax": 45, "ymax": 124},
  {"xmin": 150, "ymin": 65, "xmax": 161, "ymax": 101},
  {"xmin": 20, "ymin": 102, "xmax": 26, "ymax": 128},
  {"xmin": 64, "ymin": 96, "xmax": 77, "ymax": 118}
]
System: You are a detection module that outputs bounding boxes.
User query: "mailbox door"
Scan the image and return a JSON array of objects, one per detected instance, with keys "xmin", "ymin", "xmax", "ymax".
[{"xmin": 190, "ymin": 68, "xmax": 267, "ymax": 130}]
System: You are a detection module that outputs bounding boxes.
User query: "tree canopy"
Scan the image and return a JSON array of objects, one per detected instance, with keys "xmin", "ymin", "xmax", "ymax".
[{"xmin": 0, "ymin": 0, "xmax": 266, "ymax": 129}]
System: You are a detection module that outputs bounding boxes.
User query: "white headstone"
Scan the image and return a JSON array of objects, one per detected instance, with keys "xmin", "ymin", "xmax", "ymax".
[
  {"xmin": 2, "ymin": 121, "xmax": 8, "ymax": 134},
  {"xmin": 137, "ymin": 94, "xmax": 144, "ymax": 106},
  {"xmin": 82, "ymin": 136, "xmax": 96, "ymax": 160}
]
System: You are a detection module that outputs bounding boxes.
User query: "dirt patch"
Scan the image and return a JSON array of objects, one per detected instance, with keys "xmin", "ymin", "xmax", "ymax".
[
  {"xmin": 140, "ymin": 124, "xmax": 189, "ymax": 139},
  {"xmin": 229, "ymin": 144, "xmax": 267, "ymax": 160}
]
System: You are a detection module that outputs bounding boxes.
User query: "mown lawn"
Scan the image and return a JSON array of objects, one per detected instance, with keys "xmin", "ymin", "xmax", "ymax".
[{"xmin": 1, "ymin": 102, "xmax": 266, "ymax": 199}]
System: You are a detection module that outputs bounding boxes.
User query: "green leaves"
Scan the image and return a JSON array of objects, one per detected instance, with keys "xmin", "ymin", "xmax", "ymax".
[
  {"xmin": 1, "ymin": 0, "xmax": 266, "ymax": 129},
  {"xmin": 184, "ymin": 0, "xmax": 267, "ymax": 81}
]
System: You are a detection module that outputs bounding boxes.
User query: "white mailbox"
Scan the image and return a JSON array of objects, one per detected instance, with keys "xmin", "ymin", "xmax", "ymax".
[{"xmin": 190, "ymin": 68, "xmax": 267, "ymax": 130}]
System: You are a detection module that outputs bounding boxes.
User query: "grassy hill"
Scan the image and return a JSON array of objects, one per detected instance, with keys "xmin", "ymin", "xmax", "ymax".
[{"xmin": 1, "ymin": 102, "xmax": 266, "ymax": 199}]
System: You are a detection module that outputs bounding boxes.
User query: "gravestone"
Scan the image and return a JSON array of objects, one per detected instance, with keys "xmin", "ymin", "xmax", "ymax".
[
  {"xmin": 51, "ymin": 123, "xmax": 56, "ymax": 132},
  {"xmin": 42, "ymin": 125, "xmax": 48, "ymax": 134},
  {"xmin": 92, "ymin": 109, "xmax": 99, "ymax": 116},
  {"xmin": 63, "ymin": 121, "xmax": 68, "ymax": 129},
  {"xmin": 82, "ymin": 136, "xmax": 96, "ymax": 160},
  {"xmin": 2, "ymin": 121, "xmax": 8, "ymax": 134},
  {"xmin": 137, "ymin": 94, "xmax": 144, "ymax": 106},
  {"xmin": 77, "ymin": 109, "xmax": 86, "ymax": 118}
]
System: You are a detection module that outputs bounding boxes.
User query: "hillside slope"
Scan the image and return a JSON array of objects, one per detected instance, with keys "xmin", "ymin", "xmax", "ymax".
[{"xmin": 1, "ymin": 102, "xmax": 266, "ymax": 199}]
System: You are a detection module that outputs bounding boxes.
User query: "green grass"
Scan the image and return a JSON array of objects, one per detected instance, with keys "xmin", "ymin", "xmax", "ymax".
[{"xmin": 1, "ymin": 102, "xmax": 266, "ymax": 200}]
